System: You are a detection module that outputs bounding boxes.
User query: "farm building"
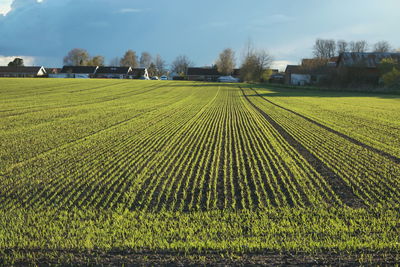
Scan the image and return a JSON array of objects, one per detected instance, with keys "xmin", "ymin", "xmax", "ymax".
[
  {"xmin": 232, "ymin": 68, "xmax": 241, "ymax": 78},
  {"xmin": 285, "ymin": 65, "xmax": 310, "ymax": 85},
  {"xmin": 337, "ymin": 52, "xmax": 400, "ymax": 68},
  {"xmin": 47, "ymin": 68, "xmax": 62, "ymax": 78},
  {"xmin": 186, "ymin": 67, "xmax": 220, "ymax": 81},
  {"xmin": 46, "ymin": 68, "xmax": 62, "ymax": 76},
  {"xmin": 336, "ymin": 52, "xmax": 400, "ymax": 85},
  {"xmin": 95, "ymin": 67, "xmax": 132, "ymax": 79},
  {"xmin": 127, "ymin": 68, "xmax": 149, "ymax": 79},
  {"xmin": 60, "ymin": 66, "xmax": 98, "ymax": 78},
  {"xmin": 285, "ymin": 58, "xmax": 336, "ymax": 85},
  {"xmin": 0, "ymin": 66, "xmax": 47, "ymax": 78},
  {"xmin": 186, "ymin": 68, "xmax": 241, "ymax": 82},
  {"xmin": 269, "ymin": 73, "xmax": 285, "ymax": 84}
]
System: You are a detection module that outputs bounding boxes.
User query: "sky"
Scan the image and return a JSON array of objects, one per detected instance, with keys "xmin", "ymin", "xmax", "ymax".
[{"xmin": 1, "ymin": 0, "xmax": 400, "ymax": 70}]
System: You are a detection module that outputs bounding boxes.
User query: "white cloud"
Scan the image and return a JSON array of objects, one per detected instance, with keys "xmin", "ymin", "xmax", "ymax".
[
  {"xmin": 269, "ymin": 36, "xmax": 314, "ymax": 60},
  {"xmin": 0, "ymin": 0, "xmax": 13, "ymax": 15},
  {"xmin": 271, "ymin": 60, "xmax": 293, "ymax": 72},
  {"xmin": 0, "ymin": 0, "xmax": 44, "ymax": 15},
  {"xmin": 118, "ymin": 8, "xmax": 142, "ymax": 13},
  {"xmin": 0, "ymin": 55, "xmax": 36, "ymax": 66}
]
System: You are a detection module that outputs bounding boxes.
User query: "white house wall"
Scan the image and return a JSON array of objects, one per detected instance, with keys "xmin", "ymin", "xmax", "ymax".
[
  {"xmin": 291, "ymin": 74, "xmax": 310, "ymax": 86},
  {"xmin": 74, "ymin": 74, "xmax": 90, "ymax": 79},
  {"xmin": 49, "ymin": 74, "xmax": 69, "ymax": 78},
  {"xmin": 143, "ymin": 69, "xmax": 149, "ymax": 79}
]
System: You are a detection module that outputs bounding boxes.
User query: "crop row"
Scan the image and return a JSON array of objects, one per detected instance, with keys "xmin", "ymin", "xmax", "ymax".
[
  {"xmin": 1, "ymin": 81, "xmax": 399, "ymax": 211},
  {"xmin": 243, "ymin": 86, "xmax": 400, "ymax": 208},
  {"xmin": 1, "ymin": 83, "xmax": 347, "ymax": 211}
]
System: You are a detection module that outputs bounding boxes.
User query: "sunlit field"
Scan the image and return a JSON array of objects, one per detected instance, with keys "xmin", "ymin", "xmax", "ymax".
[{"xmin": 1, "ymin": 78, "xmax": 399, "ymax": 265}]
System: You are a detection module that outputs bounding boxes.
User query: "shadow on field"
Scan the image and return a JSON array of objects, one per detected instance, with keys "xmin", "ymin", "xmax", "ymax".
[
  {"xmin": 171, "ymin": 81, "xmax": 400, "ymax": 98},
  {"xmin": 166, "ymin": 82, "xmax": 236, "ymax": 88},
  {"xmin": 247, "ymin": 85, "xmax": 400, "ymax": 99},
  {"xmin": 2, "ymin": 248, "xmax": 399, "ymax": 266}
]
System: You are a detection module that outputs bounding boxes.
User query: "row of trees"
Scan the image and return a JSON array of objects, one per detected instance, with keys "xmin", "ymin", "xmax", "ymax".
[
  {"xmin": 116, "ymin": 50, "xmax": 167, "ymax": 77},
  {"xmin": 310, "ymin": 38, "xmax": 400, "ymax": 88},
  {"xmin": 63, "ymin": 49, "xmax": 105, "ymax": 66},
  {"xmin": 313, "ymin": 39, "xmax": 396, "ymax": 59},
  {"xmin": 63, "ymin": 48, "xmax": 177, "ymax": 77},
  {"xmin": 63, "ymin": 45, "xmax": 273, "ymax": 82}
]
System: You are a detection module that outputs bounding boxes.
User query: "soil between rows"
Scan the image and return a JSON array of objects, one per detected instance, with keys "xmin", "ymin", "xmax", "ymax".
[
  {"xmin": 248, "ymin": 87, "xmax": 400, "ymax": 165},
  {"xmin": 2, "ymin": 249, "xmax": 400, "ymax": 266},
  {"xmin": 240, "ymin": 86, "xmax": 364, "ymax": 208}
]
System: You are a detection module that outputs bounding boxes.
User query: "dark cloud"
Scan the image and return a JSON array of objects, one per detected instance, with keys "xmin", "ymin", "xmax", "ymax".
[
  {"xmin": 0, "ymin": 0, "xmax": 149, "ymax": 65},
  {"xmin": 0, "ymin": 0, "xmax": 250, "ymax": 67},
  {"xmin": 2, "ymin": 0, "xmax": 398, "ymax": 67}
]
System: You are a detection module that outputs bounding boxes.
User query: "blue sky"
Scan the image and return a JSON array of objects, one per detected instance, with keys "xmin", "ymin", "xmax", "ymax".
[{"xmin": 0, "ymin": 0, "xmax": 399, "ymax": 69}]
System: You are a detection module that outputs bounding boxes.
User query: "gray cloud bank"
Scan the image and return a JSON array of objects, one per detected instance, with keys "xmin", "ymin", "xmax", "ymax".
[{"xmin": 0, "ymin": 0, "xmax": 148, "ymax": 66}]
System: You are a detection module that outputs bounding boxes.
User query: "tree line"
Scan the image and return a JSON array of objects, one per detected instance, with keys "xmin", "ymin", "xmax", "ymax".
[
  {"xmin": 63, "ymin": 49, "xmax": 168, "ymax": 77},
  {"xmin": 62, "ymin": 42, "xmax": 273, "ymax": 82},
  {"xmin": 313, "ymin": 39, "xmax": 396, "ymax": 59}
]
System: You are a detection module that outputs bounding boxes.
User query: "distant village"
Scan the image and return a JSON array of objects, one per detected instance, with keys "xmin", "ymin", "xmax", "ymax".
[{"xmin": 0, "ymin": 39, "xmax": 399, "ymax": 89}]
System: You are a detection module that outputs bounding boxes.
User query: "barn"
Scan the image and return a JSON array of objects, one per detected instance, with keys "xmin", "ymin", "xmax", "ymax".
[
  {"xmin": 336, "ymin": 52, "xmax": 400, "ymax": 85},
  {"xmin": 285, "ymin": 65, "xmax": 310, "ymax": 85},
  {"xmin": 186, "ymin": 68, "xmax": 241, "ymax": 82},
  {"xmin": 186, "ymin": 68, "xmax": 221, "ymax": 81}
]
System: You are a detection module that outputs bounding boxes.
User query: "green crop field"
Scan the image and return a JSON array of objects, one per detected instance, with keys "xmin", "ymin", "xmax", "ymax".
[{"xmin": 0, "ymin": 78, "xmax": 399, "ymax": 265}]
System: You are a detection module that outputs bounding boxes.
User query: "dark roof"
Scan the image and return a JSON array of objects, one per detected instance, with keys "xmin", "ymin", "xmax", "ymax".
[
  {"xmin": 0, "ymin": 66, "xmax": 44, "ymax": 74},
  {"xmin": 285, "ymin": 65, "xmax": 302, "ymax": 73},
  {"xmin": 301, "ymin": 58, "xmax": 328, "ymax": 67},
  {"xmin": 96, "ymin": 67, "xmax": 131, "ymax": 74},
  {"xmin": 187, "ymin": 67, "xmax": 242, "ymax": 76},
  {"xmin": 61, "ymin": 66, "xmax": 98, "ymax": 74},
  {"xmin": 232, "ymin": 69, "xmax": 241, "ymax": 76},
  {"xmin": 338, "ymin": 52, "xmax": 400, "ymax": 68},
  {"xmin": 45, "ymin": 68, "xmax": 61, "ymax": 74},
  {"xmin": 128, "ymin": 68, "xmax": 147, "ymax": 77},
  {"xmin": 187, "ymin": 67, "xmax": 220, "ymax": 76},
  {"xmin": 270, "ymin": 73, "xmax": 285, "ymax": 78}
]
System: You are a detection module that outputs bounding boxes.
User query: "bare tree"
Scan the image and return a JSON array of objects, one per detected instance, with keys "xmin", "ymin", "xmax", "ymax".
[
  {"xmin": 154, "ymin": 54, "xmax": 166, "ymax": 76},
  {"xmin": 256, "ymin": 50, "xmax": 273, "ymax": 76},
  {"xmin": 216, "ymin": 48, "xmax": 236, "ymax": 75},
  {"xmin": 63, "ymin": 48, "xmax": 90, "ymax": 66},
  {"xmin": 171, "ymin": 55, "xmax": 193, "ymax": 75},
  {"xmin": 109, "ymin": 57, "xmax": 120, "ymax": 66},
  {"xmin": 373, "ymin": 41, "xmax": 392, "ymax": 52},
  {"xmin": 337, "ymin": 40, "xmax": 348, "ymax": 54},
  {"xmin": 242, "ymin": 38, "xmax": 255, "ymax": 60},
  {"xmin": 139, "ymin": 52, "xmax": 152, "ymax": 68},
  {"xmin": 87, "ymin": 55, "xmax": 104, "ymax": 66},
  {"xmin": 350, "ymin": 41, "xmax": 369, "ymax": 52},
  {"xmin": 120, "ymin": 50, "xmax": 138, "ymax": 67},
  {"xmin": 240, "ymin": 49, "xmax": 273, "ymax": 82},
  {"xmin": 313, "ymin": 39, "xmax": 336, "ymax": 59},
  {"xmin": 147, "ymin": 62, "xmax": 157, "ymax": 77}
]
